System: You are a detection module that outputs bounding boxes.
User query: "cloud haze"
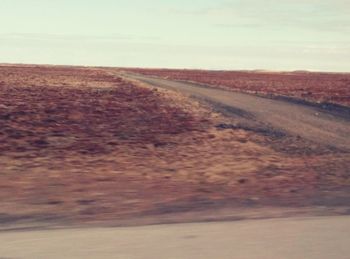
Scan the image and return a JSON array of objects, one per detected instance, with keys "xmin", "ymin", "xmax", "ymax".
[{"xmin": 0, "ymin": 0, "xmax": 349, "ymax": 71}]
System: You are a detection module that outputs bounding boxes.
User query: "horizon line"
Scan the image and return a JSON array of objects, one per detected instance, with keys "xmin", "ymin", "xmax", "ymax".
[{"xmin": 0, "ymin": 62, "xmax": 349, "ymax": 74}]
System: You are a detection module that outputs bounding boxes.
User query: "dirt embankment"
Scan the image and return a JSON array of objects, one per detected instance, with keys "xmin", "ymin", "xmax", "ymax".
[{"xmin": 0, "ymin": 65, "xmax": 349, "ymax": 227}]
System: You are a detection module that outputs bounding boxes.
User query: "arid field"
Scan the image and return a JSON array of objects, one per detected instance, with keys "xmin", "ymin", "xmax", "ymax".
[{"xmin": 0, "ymin": 65, "xmax": 349, "ymax": 228}]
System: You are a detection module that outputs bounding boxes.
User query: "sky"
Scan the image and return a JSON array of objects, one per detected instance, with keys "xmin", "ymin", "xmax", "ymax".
[{"xmin": 0, "ymin": 0, "xmax": 349, "ymax": 72}]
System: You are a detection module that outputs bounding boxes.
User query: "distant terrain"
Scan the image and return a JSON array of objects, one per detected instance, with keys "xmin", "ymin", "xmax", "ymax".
[
  {"xmin": 125, "ymin": 68, "xmax": 350, "ymax": 107},
  {"xmin": 0, "ymin": 65, "xmax": 349, "ymax": 229}
]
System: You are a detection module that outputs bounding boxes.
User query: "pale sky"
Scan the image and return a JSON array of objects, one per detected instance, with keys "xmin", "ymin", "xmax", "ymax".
[{"xmin": 0, "ymin": 0, "xmax": 349, "ymax": 71}]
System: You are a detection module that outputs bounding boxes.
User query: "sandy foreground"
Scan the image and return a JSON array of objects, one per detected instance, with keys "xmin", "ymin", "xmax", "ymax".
[{"xmin": 0, "ymin": 216, "xmax": 350, "ymax": 259}]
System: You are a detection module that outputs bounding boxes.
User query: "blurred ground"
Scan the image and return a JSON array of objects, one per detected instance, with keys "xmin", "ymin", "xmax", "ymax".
[{"xmin": 0, "ymin": 65, "xmax": 349, "ymax": 228}]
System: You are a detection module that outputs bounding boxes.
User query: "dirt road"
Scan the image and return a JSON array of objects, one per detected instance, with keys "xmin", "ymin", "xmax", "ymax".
[
  {"xmin": 124, "ymin": 73, "xmax": 350, "ymax": 151},
  {"xmin": 1, "ymin": 216, "xmax": 349, "ymax": 259}
]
